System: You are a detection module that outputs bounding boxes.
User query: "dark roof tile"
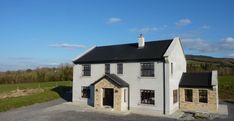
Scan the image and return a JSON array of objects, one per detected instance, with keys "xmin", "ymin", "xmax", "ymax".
[
  {"xmin": 73, "ymin": 39, "xmax": 173, "ymax": 64},
  {"xmin": 179, "ymin": 72, "xmax": 212, "ymax": 88}
]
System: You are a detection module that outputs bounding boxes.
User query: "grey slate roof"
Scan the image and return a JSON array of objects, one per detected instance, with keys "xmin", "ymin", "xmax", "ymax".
[
  {"xmin": 179, "ymin": 72, "xmax": 212, "ymax": 88},
  {"xmin": 92, "ymin": 74, "xmax": 129, "ymax": 87},
  {"xmin": 73, "ymin": 39, "xmax": 173, "ymax": 64}
]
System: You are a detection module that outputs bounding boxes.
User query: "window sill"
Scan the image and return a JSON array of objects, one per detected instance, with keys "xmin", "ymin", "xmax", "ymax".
[
  {"xmin": 117, "ymin": 74, "xmax": 124, "ymax": 76},
  {"xmin": 173, "ymin": 102, "xmax": 178, "ymax": 104},
  {"xmin": 81, "ymin": 97, "xmax": 89, "ymax": 99},
  {"xmin": 199, "ymin": 101, "xmax": 208, "ymax": 104},
  {"xmin": 185, "ymin": 101, "xmax": 193, "ymax": 103},
  {"xmin": 81, "ymin": 76, "xmax": 91, "ymax": 77},
  {"xmin": 138, "ymin": 76, "xmax": 156, "ymax": 79},
  {"xmin": 138, "ymin": 103, "xmax": 155, "ymax": 107}
]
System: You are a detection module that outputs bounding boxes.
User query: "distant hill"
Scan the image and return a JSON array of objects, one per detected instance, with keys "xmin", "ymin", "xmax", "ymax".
[
  {"xmin": 186, "ymin": 55, "xmax": 234, "ymax": 67},
  {"xmin": 186, "ymin": 55, "xmax": 234, "ymax": 76}
]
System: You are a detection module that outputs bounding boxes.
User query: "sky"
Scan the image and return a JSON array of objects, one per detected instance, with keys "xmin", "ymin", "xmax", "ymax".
[{"xmin": 0, "ymin": 0, "xmax": 234, "ymax": 71}]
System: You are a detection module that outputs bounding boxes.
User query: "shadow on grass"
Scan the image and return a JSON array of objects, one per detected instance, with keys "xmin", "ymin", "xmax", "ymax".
[{"xmin": 51, "ymin": 86, "xmax": 72, "ymax": 102}]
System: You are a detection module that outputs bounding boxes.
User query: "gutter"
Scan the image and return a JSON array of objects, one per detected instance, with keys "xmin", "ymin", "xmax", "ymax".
[
  {"xmin": 128, "ymin": 86, "xmax": 130, "ymax": 110},
  {"xmin": 162, "ymin": 56, "xmax": 170, "ymax": 115}
]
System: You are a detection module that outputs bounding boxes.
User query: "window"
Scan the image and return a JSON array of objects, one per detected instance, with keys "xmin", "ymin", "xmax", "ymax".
[
  {"xmin": 140, "ymin": 90, "xmax": 155, "ymax": 105},
  {"xmin": 124, "ymin": 89, "xmax": 127, "ymax": 102},
  {"xmin": 199, "ymin": 90, "xmax": 208, "ymax": 103},
  {"xmin": 105, "ymin": 64, "xmax": 110, "ymax": 74},
  {"xmin": 171, "ymin": 63, "xmax": 173, "ymax": 75},
  {"xmin": 81, "ymin": 86, "xmax": 90, "ymax": 98},
  {"xmin": 185, "ymin": 89, "xmax": 193, "ymax": 102},
  {"xmin": 173, "ymin": 89, "xmax": 178, "ymax": 103},
  {"xmin": 83, "ymin": 64, "xmax": 91, "ymax": 76},
  {"xmin": 141, "ymin": 63, "xmax": 154, "ymax": 77},
  {"xmin": 117, "ymin": 63, "xmax": 123, "ymax": 74}
]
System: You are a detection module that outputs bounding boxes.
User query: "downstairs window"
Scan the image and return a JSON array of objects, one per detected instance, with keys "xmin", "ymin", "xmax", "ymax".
[
  {"xmin": 173, "ymin": 89, "xmax": 178, "ymax": 103},
  {"xmin": 140, "ymin": 90, "xmax": 155, "ymax": 105},
  {"xmin": 81, "ymin": 86, "xmax": 90, "ymax": 98},
  {"xmin": 199, "ymin": 90, "xmax": 208, "ymax": 103},
  {"xmin": 185, "ymin": 89, "xmax": 193, "ymax": 102}
]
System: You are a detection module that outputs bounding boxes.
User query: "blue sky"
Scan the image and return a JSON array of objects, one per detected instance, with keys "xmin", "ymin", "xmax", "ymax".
[{"xmin": 0, "ymin": 0, "xmax": 234, "ymax": 71}]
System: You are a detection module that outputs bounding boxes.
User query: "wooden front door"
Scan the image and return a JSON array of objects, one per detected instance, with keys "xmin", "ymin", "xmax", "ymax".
[{"xmin": 103, "ymin": 88, "xmax": 113, "ymax": 107}]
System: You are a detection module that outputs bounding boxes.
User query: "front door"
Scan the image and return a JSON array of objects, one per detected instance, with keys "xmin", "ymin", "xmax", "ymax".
[{"xmin": 103, "ymin": 88, "xmax": 113, "ymax": 107}]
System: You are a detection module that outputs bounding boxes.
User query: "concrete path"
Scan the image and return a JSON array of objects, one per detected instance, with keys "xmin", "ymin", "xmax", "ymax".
[{"xmin": 0, "ymin": 99, "xmax": 233, "ymax": 121}]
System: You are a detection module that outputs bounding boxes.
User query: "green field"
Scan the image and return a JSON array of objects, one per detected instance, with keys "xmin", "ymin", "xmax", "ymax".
[
  {"xmin": 218, "ymin": 76, "xmax": 234, "ymax": 102},
  {"xmin": 0, "ymin": 76, "xmax": 234, "ymax": 112},
  {"xmin": 0, "ymin": 81, "xmax": 72, "ymax": 112},
  {"xmin": 0, "ymin": 81, "xmax": 71, "ymax": 93}
]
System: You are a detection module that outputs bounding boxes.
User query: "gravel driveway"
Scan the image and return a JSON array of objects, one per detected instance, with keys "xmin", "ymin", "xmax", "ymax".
[{"xmin": 0, "ymin": 99, "xmax": 233, "ymax": 121}]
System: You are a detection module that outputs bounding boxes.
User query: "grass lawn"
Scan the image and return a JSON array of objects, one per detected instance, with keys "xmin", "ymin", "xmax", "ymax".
[
  {"xmin": 218, "ymin": 76, "xmax": 234, "ymax": 102},
  {"xmin": 0, "ymin": 81, "xmax": 72, "ymax": 112}
]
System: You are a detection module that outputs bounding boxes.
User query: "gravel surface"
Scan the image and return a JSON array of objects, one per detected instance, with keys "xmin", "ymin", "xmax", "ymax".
[{"xmin": 0, "ymin": 99, "xmax": 233, "ymax": 121}]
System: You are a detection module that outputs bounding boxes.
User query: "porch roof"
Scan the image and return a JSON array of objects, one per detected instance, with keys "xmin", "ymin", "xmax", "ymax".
[{"xmin": 92, "ymin": 74, "xmax": 129, "ymax": 87}]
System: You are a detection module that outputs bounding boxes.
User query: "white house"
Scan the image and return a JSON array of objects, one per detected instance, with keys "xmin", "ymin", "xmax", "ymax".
[{"xmin": 72, "ymin": 35, "xmax": 218, "ymax": 115}]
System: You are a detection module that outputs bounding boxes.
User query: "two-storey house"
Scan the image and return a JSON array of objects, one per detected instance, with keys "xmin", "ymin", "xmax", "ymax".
[{"xmin": 72, "ymin": 35, "xmax": 218, "ymax": 114}]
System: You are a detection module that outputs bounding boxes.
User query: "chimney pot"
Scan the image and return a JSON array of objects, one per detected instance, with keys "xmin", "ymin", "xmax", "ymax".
[{"xmin": 138, "ymin": 34, "xmax": 145, "ymax": 48}]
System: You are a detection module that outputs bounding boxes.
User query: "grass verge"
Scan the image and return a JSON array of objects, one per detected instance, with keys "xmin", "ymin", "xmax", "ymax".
[
  {"xmin": 219, "ymin": 76, "xmax": 234, "ymax": 102},
  {"xmin": 0, "ymin": 81, "xmax": 71, "ymax": 112}
]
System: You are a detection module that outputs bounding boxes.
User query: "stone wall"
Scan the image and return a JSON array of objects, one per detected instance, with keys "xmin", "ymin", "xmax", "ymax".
[
  {"xmin": 179, "ymin": 87, "xmax": 218, "ymax": 113},
  {"xmin": 94, "ymin": 78, "xmax": 122, "ymax": 111}
]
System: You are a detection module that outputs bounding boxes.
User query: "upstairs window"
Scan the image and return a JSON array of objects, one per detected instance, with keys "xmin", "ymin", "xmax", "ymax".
[
  {"xmin": 199, "ymin": 90, "xmax": 208, "ymax": 103},
  {"xmin": 105, "ymin": 64, "xmax": 110, "ymax": 74},
  {"xmin": 83, "ymin": 64, "xmax": 91, "ymax": 76},
  {"xmin": 141, "ymin": 63, "xmax": 154, "ymax": 77},
  {"xmin": 171, "ymin": 62, "xmax": 173, "ymax": 75},
  {"xmin": 185, "ymin": 89, "xmax": 193, "ymax": 102},
  {"xmin": 140, "ymin": 90, "xmax": 155, "ymax": 105},
  {"xmin": 81, "ymin": 86, "xmax": 90, "ymax": 98},
  {"xmin": 117, "ymin": 63, "xmax": 123, "ymax": 74}
]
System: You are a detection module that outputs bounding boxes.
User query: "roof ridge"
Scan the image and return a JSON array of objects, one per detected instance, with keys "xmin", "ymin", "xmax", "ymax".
[
  {"xmin": 96, "ymin": 39, "xmax": 173, "ymax": 48},
  {"xmin": 105, "ymin": 73, "xmax": 121, "ymax": 85}
]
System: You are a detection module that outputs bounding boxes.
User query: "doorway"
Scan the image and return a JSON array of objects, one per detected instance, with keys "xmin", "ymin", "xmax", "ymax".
[{"xmin": 103, "ymin": 88, "xmax": 114, "ymax": 107}]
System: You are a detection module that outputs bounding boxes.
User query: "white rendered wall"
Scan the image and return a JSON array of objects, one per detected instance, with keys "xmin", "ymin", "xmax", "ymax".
[
  {"xmin": 121, "ymin": 88, "xmax": 128, "ymax": 111},
  {"xmin": 73, "ymin": 62, "xmax": 165, "ymax": 113},
  {"xmin": 164, "ymin": 38, "xmax": 187, "ymax": 114}
]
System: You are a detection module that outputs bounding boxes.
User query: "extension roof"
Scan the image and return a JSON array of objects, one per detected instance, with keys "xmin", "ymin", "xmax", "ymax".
[
  {"xmin": 179, "ymin": 72, "xmax": 212, "ymax": 88},
  {"xmin": 91, "ymin": 74, "xmax": 129, "ymax": 87},
  {"xmin": 73, "ymin": 39, "xmax": 173, "ymax": 64}
]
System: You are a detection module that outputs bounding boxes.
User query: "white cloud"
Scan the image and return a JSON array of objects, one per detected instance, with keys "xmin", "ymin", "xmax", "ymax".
[
  {"xmin": 182, "ymin": 38, "xmax": 217, "ymax": 52},
  {"xmin": 129, "ymin": 27, "xmax": 158, "ymax": 33},
  {"xmin": 223, "ymin": 37, "xmax": 234, "ymax": 43},
  {"xmin": 227, "ymin": 54, "xmax": 234, "ymax": 58},
  {"xmin": 129, "ymin": 25, "xmax": 167, "ymax": 34},
  {"xmin": 49, "ymin": 43, "xmax": 85, "ymax": 49},
  {"xmin": 181, "ymin": 37, "xmax": 234, "ymax": 53},
  {"xmin": 200, "ymin": 25, "xmax": 210, "ymax": 29},
  {"xmin": 176, "ymin": 18, "xmax": 192, "ymax": 27},
  {"xmin": 220, "ymin": 37, "xmax": 234, "ymax": 50},
  {"xmin": 106, "ymin": 17, "xmax": 122, "ymax": 24}
]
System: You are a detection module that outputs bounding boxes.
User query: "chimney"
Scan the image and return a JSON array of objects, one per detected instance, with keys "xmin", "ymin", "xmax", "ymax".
[
  {"xmin": 211, "ymin": 70, "xmax": 218, "ymax": 86},
  {"xmin": 138, "ymin": 34, "xmax": 145, "ymax": 48}
]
